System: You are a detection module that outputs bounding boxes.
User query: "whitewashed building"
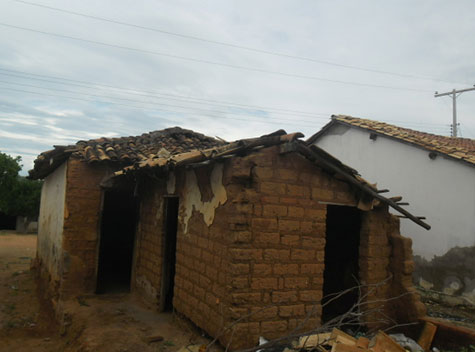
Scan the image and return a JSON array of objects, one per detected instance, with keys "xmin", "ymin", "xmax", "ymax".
[{"xmin": 308, "ymin": 115, "xmax": 475, "ymax": 302}]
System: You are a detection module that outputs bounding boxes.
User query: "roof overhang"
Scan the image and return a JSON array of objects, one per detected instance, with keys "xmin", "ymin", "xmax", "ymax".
[{"xmin": 111, "ymin": 130, "xmax": 431, "ymax": 230}]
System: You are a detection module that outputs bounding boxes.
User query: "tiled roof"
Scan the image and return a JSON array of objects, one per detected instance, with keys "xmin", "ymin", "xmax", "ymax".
[
  {"xmin": 29, "ymin": 127, "xmax": 225, "ymax": 179},
  {"xmin": 112, "ymin": 129, "xmax": 429, "ymax": 230},
  {"xmin": 309, "ymin": 115, "xmax": 475, "ymax": 166}
]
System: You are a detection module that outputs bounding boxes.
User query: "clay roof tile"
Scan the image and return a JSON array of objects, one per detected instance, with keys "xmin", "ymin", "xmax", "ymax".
[{"xmin": 330, "ymin": 115, "xmax": 475, "ymax": 166}]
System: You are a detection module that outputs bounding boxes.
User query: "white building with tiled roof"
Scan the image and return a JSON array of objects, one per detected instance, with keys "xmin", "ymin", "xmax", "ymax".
[{"xmin": 308, "ymin": 115, "xmax": 475, "ymax": 302}]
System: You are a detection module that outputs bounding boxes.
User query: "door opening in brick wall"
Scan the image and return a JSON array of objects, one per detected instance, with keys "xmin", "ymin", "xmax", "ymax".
[
  {"xmin": 322, "ymin": 205, "xmax": 361, "ymax": 323},
  {"xmin": 159, "ymin": 196, "xmax": 179, "ymax": 312},
  {"xmin": 96, "ymin": 189, "xmax": 138, "ymax": 293}
]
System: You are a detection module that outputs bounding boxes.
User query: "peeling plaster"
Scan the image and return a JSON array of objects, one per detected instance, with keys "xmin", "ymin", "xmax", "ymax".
[{"xmin": 181, "ymin": 163, "xmax": 227, "ymax": 234}]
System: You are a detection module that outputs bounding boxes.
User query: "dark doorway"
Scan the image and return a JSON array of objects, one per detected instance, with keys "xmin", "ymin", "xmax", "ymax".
[
  {"xmin": 96, "ymin": 189, "xmax": 138, "ymax": 293},
  {"xmin": 322, "ymin": 205, "xmax": 361, "ymax": 323},
  {"xmin": 159, "ymin": 196, "xmax": 179, "ymax": 312}
]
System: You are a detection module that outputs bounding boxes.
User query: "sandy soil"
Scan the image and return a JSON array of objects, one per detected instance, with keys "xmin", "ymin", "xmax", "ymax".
[
  {"xmin": 0, "ymin": 232, "xmax": 219, "ymax": 352},
  {"xmin": 2, "ymin": 232, "xmax": 474, "ymax": 351},
  {"xmin": 0, "ymin": 232, "xmax": 60, "ymax": 351}
]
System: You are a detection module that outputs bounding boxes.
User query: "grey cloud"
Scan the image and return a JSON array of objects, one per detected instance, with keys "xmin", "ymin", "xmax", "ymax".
[{"xmin": 0, "ymin": 0, "xmax": 474, "ymax": 174}]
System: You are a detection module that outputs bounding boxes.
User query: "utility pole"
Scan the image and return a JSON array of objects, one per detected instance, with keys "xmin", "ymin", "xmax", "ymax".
[{"xmin": 435, "ymin": 86, "xmax": 475, "ymax": 137}]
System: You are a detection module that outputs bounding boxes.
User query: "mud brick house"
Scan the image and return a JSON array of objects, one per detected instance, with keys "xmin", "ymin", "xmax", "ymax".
[
  {"xmin": 309, "ymin": 115, "xmax": 475, "ymax": 304},
  {"xmin": 28, "ymin": 127, "xmax": 224, "ymax": 302},
  {"xmin": 108, "ymin": 130, "xmax": 428, "ymax": 349},
  {"xmin": 31, "ymin": 127, "xmax": 430, "ymax": 349}
]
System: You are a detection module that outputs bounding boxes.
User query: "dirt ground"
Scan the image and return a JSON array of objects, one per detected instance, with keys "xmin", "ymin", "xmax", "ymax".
[
  {"xmin": 0, "ymin": 232, "xmax": 219, "ymax": 352},
  {"xmin": 2, "ymin": 232, "xmax": 475, "ymax": 351}
]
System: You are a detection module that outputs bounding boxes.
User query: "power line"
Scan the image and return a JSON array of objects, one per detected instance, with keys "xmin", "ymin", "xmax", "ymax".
[
  {"xmin": 0, "ymin": 22, "xmax": 433, "ymax": 93},
  {"xmin": 0, "ymin": 85, "xmax": 323, "ymax": 128},
  {"xmin": 10, "ymin": 0, "xmax": 466, "ymax": 86},
  {"xmin": 1, "ymin": 83, "xmax": 454, "ymax": 135},
  {"xmin": 0, "ymin": 68, "xmax": 454, "ymax": 131},
  {"xmin": 0, "ymin": 79, "xmax": 330, "ymax": 124},
  {"xmin": 0, "ymin": 68, "xmax": 331, "ymax": 118}
]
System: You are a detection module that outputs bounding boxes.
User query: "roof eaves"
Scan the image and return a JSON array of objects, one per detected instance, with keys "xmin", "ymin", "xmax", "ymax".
[
  {"xmin": 332, "ymin": 118, "xmax": 475, "ymax": 168},
  {"xmin": 112, "ymin": 130, "xmax": 430, "ymax": 230}
]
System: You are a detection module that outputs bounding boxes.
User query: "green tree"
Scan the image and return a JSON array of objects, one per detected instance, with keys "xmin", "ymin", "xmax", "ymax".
[{"xmin": 0, "ymin": 152, "xmax": 42, "ymax": 217}]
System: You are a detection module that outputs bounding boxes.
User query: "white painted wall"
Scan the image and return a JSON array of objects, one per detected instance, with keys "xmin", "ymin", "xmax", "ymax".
[
  {"xmin": 314, "ymin": 125, "xmax": 475, "ymax": 260},
  {"xmin": 37, "ymin": 162, "xmax": 67, "ymax": 280}
]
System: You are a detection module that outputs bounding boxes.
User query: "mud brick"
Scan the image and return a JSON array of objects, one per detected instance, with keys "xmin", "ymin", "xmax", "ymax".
[
  {"xmin": 279, "ymin": 219, "xmax": 300, "ymax": 232},
  {"xmin": 279, "ymin": 304, "xmax": 305, "ymax": 317},
  {"xmin": 254, "ymin": 167, "xmax": 274, "ymax": 179},
  {"xmin": 264, "ymin": 249, "xmax": 290, "ymax": 261},
  {"xmin": 271, "ymin": 290, "xmax": 298, "ymax": 303},
  {"xmin": 252, "ymin": 218, "xmax": 278, "ymax": 231},
  {"xmin": 281, "ymin": 235, "xmax": 300, "ymax": 246},
  {"xmin": 273, "ymin": 263, "xmax": 298, "ymax": 275},
  {"xmin": 288, "ymin": 206, "xmax": 305, "ymax": 218},
  {"xmin": 299, "ymin": 290, "xmax": 322, "ymax": 302},
  {"xmin": 251, "ymin": 277, "xmax": 278, "ymax": 290},
  {"xmin": 291, "ymin": 249, "xmax": 315, "ymax": 261},
  {"xmin": 284, "ymin": 277, "xmax": 309, "ymax": 288},
  {"xmin": 253, "ymin": 263, "xmax": 272, "ymax": 276},
  {"xmin": 263, "ymin": 204, "xmax": 287, "ymax": 217},
  {"xmin": 254, "ymin": 232, "xmax": 280, "ymax": 245},
  {"xmin": 231, "ymin": 292, "xmax": 262, "ymax": 304},
  {"xmin": 287, "ymin": 184, "xmax": 307, "ymax": 197},
  {"xmin": 229, "ymin": 248, "xmax": 263, "ymax": 261},
  {"xmin": 249, "ymin": 306, "xmax": 278, "ymax": 321},
  {"xmin": 260, "ymin": 182, "xmax": 286, "ymax": 195},
  {"xmin": 261, "ymin": 320, "xmax": 288, "ymax": 335}
]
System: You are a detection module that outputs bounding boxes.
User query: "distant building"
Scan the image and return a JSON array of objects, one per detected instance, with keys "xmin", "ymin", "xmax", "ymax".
[{"xmin": 309, "ymin": 115, "xmax": 475, "ymax": 303}]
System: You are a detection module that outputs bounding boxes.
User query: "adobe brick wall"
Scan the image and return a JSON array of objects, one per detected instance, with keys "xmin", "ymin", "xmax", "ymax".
[
  {"xmin": 358, "ymin": 209, "xmax": 426, "ymax": 329},
  {"xmin": 217, "ymin": 146, "xmax": 359, "ymax": 348},
  {"xmin": 387, "ymin": 215, "xmax": 427, "ymax": 321},
  {"xmin": 132, "ymin": 145, "xmax": 424, "ymax": 349},
  {"xmin": 60, "ymin": 157, "xmax": 118, "ymax": 298},
  {"xmin": 171, "ymin": 166, "xmax": 233, "ymax": 340},
  {"xmin": 358, "ymin": 208, "xmax": 393, "ymax": 328},
  {"xmin": 133, "ymin": 179, "xmax": 166, "ymax": 305},
  {"xmin": 132, "ymin": 168, "xmax": 233, "ymax": 335}
]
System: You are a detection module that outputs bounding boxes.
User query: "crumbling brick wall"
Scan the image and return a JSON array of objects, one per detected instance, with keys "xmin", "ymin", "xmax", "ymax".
[
  {"xmin": 216, "ymin": 146, "xmax": 358, "ymax": 348},
  {"xmin": 388, "ymin": 216, "xmax": 427, "ymax": 321},
  {"xmin": 60, "ymin": 158, "xmax": 117, "ymax": 298},
  {"xmin": 133, "ymin": 145, "xmax": 424, "ymax": 349},
  {"xmin": 358, "ymin": 209, "xmax": 426, "ymax": 328}
]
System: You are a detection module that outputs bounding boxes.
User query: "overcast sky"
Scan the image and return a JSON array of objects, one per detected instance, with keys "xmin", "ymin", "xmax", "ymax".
[{"xmin": 1, "ymin": 0, "xmax": 474, "ymax": 173}]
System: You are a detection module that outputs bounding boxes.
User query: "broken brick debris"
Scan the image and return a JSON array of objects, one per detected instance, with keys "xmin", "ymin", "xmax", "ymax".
[{"xmin": 289, "ymin": 328, "xmax": 428, "ymax": 352}]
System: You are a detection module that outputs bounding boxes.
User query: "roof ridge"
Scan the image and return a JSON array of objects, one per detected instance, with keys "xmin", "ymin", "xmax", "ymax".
[{"xmin": 29, "ymin": 126, "xmax": 225, "ymax": 179}]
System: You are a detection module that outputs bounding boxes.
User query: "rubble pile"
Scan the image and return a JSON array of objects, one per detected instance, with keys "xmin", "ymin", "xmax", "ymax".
[{"xmin": 272, "ymin": 322, "xmax": 437, "ymax": 352}]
